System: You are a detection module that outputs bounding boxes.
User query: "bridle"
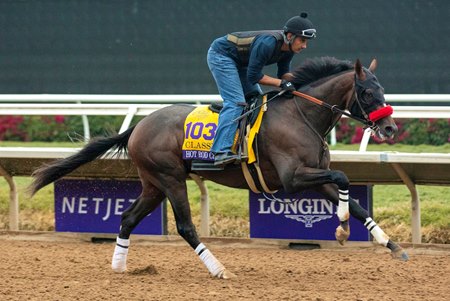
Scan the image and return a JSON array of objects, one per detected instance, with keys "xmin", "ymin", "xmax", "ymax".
[{"xmin": 292, "ymin": 73, "xmax": 393, "ymax": 133}]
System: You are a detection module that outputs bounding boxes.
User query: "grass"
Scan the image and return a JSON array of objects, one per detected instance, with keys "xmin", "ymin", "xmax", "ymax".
[{"xmin": 0, "ymin": 142, "xmax": 449, "ymax": 243}]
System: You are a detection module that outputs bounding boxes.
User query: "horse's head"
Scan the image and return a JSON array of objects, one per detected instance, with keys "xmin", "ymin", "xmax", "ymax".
[{"xmin": 350, "ymin": 59, "xmax": 397, "ymax": 140}]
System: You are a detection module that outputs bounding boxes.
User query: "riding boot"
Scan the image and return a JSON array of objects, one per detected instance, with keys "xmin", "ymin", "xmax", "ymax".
[{"xmin": 213, "ymin": 152, "xmax": 239, "ymax": 166}]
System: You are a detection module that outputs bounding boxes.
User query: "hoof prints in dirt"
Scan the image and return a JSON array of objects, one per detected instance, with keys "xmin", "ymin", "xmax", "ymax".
[{"xmin": 128, "ymin": 265, "xmax": 158, "ymax": 275}]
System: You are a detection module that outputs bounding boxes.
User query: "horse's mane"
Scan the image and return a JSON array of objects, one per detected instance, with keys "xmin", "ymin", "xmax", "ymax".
[{"xmin": 291, "ymin": 56, "xmax": 353, "ymax": 88}]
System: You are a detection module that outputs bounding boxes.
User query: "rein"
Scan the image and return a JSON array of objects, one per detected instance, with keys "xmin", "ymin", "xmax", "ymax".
[
  {"xmin": 233, "ymin": 90, "xmax": 286, "ymax": 122},
  {"xmin": 292, "ymin": 90, "xmax": 374, "ymax": 128}
]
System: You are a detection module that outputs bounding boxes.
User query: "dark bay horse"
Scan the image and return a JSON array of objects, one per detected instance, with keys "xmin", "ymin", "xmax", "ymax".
[{"xmin": 30, "ymin": 57, "xmax": 408, "ymax": 279}]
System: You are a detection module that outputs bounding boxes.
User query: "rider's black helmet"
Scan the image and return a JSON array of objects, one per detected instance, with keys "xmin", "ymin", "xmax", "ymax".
[{"xmin": 283, "ymin": 12, "xmax": 316, "ymax": 39}]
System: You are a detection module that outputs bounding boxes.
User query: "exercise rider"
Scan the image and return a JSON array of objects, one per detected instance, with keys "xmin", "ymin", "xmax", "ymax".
[{"xmin": 207, "ymin": 12, "xmax": 317, "ymax": 165}]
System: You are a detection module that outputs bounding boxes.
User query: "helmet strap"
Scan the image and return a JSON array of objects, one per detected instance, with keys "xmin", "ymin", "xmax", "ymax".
[
  {"xmin": 288, "ymin": 35, "xmax": 296, "ymax": 52},
  {"xmin": 282, "ymin": 32, "xmax": 296, "ymax": 52}
]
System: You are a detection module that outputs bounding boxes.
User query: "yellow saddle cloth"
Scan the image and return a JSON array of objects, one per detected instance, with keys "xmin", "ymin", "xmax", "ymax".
[
  {"xmin": 182, "ymin": 106, "xmax": 218, "ymax": 161},
  {"xmin": 182, "ymin": 97, "xmax": 267, "ymax": 163}
]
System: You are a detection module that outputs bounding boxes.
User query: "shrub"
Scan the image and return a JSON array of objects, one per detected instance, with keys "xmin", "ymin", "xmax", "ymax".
[
  {"xmin": 334, "ymin": 118, "xmax": 449, "ymax": 145},
  {"xmin": 401, "ymin": 119, "xmax": 449, "ymax": 145},
  {"xmin": 19, "ymin": 116, "xmax": 71, "ymax": 141},
  {"xmin": 0, "ymin": 116, "xmax": 27, "ymax": 141},
  {"xmin": 1, "ymin": 114, "xmax": 448, "ymax": 145},
  {"xmin": 0, "ymin": 115, "xmax": 125, "ymax": 142}
]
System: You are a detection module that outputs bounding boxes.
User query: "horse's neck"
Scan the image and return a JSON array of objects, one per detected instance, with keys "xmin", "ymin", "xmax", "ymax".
[
  {"xmin": 314, "ymin": 71, "xmax": 354, "ymax": 107},
  {"xmin": 301, "ymin": 71, "xmax": 355, "ymax": 136}
]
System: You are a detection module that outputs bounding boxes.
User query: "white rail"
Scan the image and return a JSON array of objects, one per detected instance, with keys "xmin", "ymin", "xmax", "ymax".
[
  {"xmin": 0, "ymin": 94, "xmax": 449, "ymax": 103},
  {"xmin": 0, "ymin": 94, "xmax": 222, "ymax": 103}
]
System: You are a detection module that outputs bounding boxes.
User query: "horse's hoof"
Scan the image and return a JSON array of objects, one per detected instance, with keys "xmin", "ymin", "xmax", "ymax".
[
  {"xmin": 218, "ymin": 269, "xmax": 237, "ymax": 279},
  {"xmin": 111, "ymin": 256, "xmax": 127, "ymax": 273},
  {"xmin": 335, "ymin": 225, "xmax": 350, "ymax": 245},
  {"xmin": 391, "ymin": 247, "xmax": 409, "ymax": 262},
  {"xmin": 112, "ymin": 245, "xmax": 128, "ymax": 273},
  {"xmin": 112, "ymin": 265, "xmax": 127, "ymax": 273}
]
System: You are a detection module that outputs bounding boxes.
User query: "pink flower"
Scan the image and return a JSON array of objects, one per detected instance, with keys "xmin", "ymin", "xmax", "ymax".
[
  {"xmin": 54, "ymin": 115, "xmax": 65, "ymax": 124},
  {"xmin": 351, "ymin": 127, "xmax": 364, "ymax": 144}
]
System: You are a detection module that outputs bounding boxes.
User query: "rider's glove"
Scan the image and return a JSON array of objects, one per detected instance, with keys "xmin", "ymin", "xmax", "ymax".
[{"xmin": 279, "ymin": 79, "xmax": 295, "ymax": 97}]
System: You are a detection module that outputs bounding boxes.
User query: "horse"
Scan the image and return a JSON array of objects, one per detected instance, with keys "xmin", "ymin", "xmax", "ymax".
[{"xmin": 29, "ymin": 57, "xmax": 409, "ymax": 279}]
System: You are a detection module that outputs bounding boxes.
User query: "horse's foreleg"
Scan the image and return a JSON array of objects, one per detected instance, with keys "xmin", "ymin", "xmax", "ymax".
[
  {"xmin": 112, "ymin": 186, "xmax": 165, "ymax": 273},
  {"xmin": 335, "ymin": 187, "xmax": 351, "ymax": 244},
  {"xmin": 352, "ymin": 199, "xmax": 408, "ymax": 261},
  {"xmin": 362, "ymin": 215, "xmax": 409, "ymax": 261},
  {"xmin": 287, "ymin": 168, "xmax": 351, "ymax": 242},
  {"xmin": 318, "ymin": 184, "xmax": 409, "ymax": 261},
  {"xmin": 165, "ymin": 181, "xmax": 236, "ymax": 279}
]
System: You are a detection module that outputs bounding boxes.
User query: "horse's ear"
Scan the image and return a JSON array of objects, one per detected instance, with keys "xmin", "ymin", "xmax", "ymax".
[
  {"xmin": 369, "ymin": 59, "xmax": 377, "ymax": 73},
  {"xmin": 355, "ymin": 59, "xmax": 366, "ymax": 80}
]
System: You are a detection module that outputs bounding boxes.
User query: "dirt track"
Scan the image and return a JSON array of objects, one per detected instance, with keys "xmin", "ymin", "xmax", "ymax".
[{"xmin": 1, "ymin": 233, "xmax": 449, "ymax": 301}]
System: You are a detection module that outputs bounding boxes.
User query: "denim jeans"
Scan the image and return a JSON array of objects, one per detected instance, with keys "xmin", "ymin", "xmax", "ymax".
[{"xmin": 207, "ymin": 47, "xmax": 262, "ymax": 154}]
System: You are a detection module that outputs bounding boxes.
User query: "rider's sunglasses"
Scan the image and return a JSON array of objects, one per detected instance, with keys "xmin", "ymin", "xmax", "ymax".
[{"xmin": 300, "ymin": 29, "xmax": 316, "ymax": 38}]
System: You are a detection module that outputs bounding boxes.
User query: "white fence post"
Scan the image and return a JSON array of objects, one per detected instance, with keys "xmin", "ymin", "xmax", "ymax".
[
  {"xmin": 0, "ymin": 165, "xmax": 19, "ymax": 231},
  {"xmin": 359, "ymin": 128, "xmax": 373, "ymax": 152}
]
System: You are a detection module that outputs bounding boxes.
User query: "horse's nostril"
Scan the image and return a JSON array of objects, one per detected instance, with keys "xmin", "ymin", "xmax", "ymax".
[{"xmin": 384, "ymin": 125, "xmax": 396, "ymax": 137}]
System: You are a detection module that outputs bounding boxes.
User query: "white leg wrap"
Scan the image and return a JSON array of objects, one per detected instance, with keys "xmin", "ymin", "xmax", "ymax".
[
  {"xmin": 111, "ymin": 237, "xmax": 130, "ymax": 273},
  {"xmin": 338, "ymin": 189, "xmax": 349, "ymax": 200},
  {"xmin": 365, "ymin": 217, "xmax": 389, "ymax": 246},
  {"xmin": 337, "ymin": 200, "xmax": 349, "ymax": 221},
  {"xmin": 337, "ymin": 189, "xmax": 349, "ymax": 221},
  {"xmin": 195, "ymin": 243, "xmax": 225, "ymax": 277}
]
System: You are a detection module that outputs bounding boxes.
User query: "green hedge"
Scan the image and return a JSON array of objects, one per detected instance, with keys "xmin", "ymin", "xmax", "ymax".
[
  {"xmin": 0, "ymin": 115, "xmax": 448, "ymax": 145},
  {"xmin": 335, "ymin": 118, "xmax": 449, "ymax": 145},
  {"xmin": 0, "ymin": 115, "xmax": 138, "ymax": 142}
]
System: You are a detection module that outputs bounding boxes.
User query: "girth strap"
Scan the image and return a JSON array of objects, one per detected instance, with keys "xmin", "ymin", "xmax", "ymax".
[
  {"xmin": 241, "ymin": 162, "xmax": 262, "ymax": 193},
  {"xmin": 241, "ymin": 161, "xmax": 277, "ymax": 194}
]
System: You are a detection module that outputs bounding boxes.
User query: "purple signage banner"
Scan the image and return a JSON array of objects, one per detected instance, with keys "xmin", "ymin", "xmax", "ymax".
[
  {"xmin": 54, "ymin": 179, "xmax": 164, "ymax": 235},
  {"xmin": 249, "ymin": 185, "xmax": 372, "ymax": 241}
]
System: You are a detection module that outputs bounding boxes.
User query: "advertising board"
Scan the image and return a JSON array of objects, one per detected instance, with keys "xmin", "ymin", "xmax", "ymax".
[
  {"xmin": 54, "ymin": 179, "xmax": 164, "ymax": 235},
  {"xmin": 249, "ymin": 185, "xmax": 372, "ymax": 241}
]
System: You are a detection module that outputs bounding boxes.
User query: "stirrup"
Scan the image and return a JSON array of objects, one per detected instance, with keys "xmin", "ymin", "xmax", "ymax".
[{"xmin": 213, "ymin": 152, "xmax": 239, "ymax": 166}]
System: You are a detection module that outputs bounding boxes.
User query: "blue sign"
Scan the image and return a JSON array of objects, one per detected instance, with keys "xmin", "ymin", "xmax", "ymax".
[
  {"xmin": 249, "ymin": 185, "xmax": 372, "ymax": 241},
  {"xmin": 54, "ymin": 179, "xmax": 164, "ymax": 235}
]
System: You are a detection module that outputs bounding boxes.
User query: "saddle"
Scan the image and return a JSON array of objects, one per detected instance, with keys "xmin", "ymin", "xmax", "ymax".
[
  {"xmin": 208, "ymin": 94, "xmax": 263, "ymax": 124},
  {"xmin": 208, "ymin": 92, "xmax": 266, "ymax": 158},
  {"xmin": 190, "ymin": 92, "xmax": 279, "ymax": 194}
]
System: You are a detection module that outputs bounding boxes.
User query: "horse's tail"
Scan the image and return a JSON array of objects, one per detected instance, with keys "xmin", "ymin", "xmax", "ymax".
[{"xmin": 28, "ymin": 126, "xmax": 136, "ymax": 196}]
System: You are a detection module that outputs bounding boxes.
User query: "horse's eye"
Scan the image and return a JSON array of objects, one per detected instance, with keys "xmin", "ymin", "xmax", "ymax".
[{"xmin": 363, "ymin": 89, "xmax": 373, "ymax": 101}]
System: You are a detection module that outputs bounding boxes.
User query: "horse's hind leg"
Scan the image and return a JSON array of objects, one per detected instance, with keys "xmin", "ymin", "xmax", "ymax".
[
  {"xmin": 163, "ymin": 179, "xmax": 236, "ymax": 279},
  {"xmin": 317, "ymin": 184, "xmax": 409, "ymax": 261},
  {"xmin": 112, "ymin": 184, "xmax": 165, "ymax": 272}
]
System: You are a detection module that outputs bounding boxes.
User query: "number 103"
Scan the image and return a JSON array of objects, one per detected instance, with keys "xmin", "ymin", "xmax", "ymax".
[{"xmin": 185, "ymin": 122, "xmax": 217, "ymax": 141}]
